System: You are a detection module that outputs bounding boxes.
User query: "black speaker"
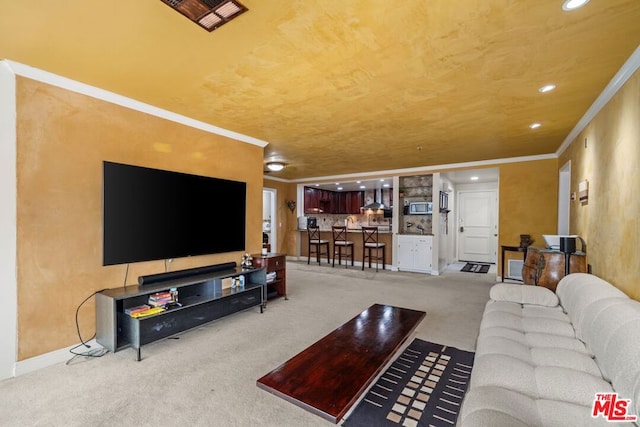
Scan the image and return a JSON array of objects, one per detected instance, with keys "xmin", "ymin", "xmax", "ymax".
[
  {"xmin": 138, "ymin": 262, "xmax": 237, "ymax": 286},
  {"xmin": 560, "ymin": 237, "xmax": 576, "ymax": 254}
]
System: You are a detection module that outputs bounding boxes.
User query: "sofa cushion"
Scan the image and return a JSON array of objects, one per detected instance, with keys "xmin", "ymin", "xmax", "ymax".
[
  {"xmin": 471, "ymin": 354, "xmax": 613, "ymax": 406},
  {"xmin": 460, "ymin": 386, "xmax": 615, "ymax": 427},
  {"xmin": 481, "ymin": 301, "xmax": 574, "ymax": 337},
  {"xmin": 490, "ymin": 283, "xmax": 559, "ymax": 307},
  {"xmin": 585, "ymin": 300, "xmax": 640, "ymax": 416},
  {"xmin": 475, "ymin": 336, "xmax": 601, "ymax": 377}
]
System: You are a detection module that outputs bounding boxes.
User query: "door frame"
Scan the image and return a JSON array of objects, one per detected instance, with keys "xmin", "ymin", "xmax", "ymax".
[
  {"xmin": 455, "ymin": 184, "xmax": 499, "ymax": 263},
  {"xmin": 263, "ymin": 187, "xmax": 278, "ymax": 252},
  {"xmin": 558, "ymin": 161, "xmax": 571, "ymax": 234}
]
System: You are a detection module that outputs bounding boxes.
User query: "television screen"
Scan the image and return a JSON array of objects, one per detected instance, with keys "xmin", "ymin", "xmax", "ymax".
[{"xmin": 103, "ymin": 161, "xmax": 246, "ymax": 266}]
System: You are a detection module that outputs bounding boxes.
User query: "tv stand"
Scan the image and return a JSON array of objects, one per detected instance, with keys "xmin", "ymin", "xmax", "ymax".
[{"xmin": 96, "ymin": 262, "xmax": 266, "ymax": 361}]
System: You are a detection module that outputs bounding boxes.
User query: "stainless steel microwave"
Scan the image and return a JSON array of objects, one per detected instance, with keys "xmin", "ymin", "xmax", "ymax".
[{"xmin": 409, "ymin": 202, "xmax": 433, "ymax": 214}]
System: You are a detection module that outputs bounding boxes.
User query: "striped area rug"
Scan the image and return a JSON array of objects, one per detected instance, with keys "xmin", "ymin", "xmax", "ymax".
[{"xmin": 343, "ymin": 339, "xmax": 474, "ymax": 427}]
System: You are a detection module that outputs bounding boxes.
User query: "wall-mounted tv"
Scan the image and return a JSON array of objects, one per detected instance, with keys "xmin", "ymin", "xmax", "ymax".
[{"xmin": 103, "ymin": 161, "xmax": 246, "ymax": 266}]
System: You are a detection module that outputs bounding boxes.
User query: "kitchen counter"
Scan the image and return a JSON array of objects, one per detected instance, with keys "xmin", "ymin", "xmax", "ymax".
[
  {"xmin": 298, "ymin": 227, "xmax": 392, "ymax": 234},
  {"xmin": 298, "ymin": 229, "xmax": 393, "ymax": 266}
]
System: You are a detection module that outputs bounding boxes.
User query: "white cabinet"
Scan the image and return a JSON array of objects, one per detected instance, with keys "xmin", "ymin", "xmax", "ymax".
[{"xmin": 397, "ymin": 235, "xmax": 432, "ymax": 273}]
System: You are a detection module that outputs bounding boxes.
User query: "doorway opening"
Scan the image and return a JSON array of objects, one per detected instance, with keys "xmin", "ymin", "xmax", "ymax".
[
  {"xmin": 558, "ymin": 161, "xmax": 571, "ymax": 234},
  {"xmin": 263, "ymin": 188, "xmax": 277, "ymax": 253}
]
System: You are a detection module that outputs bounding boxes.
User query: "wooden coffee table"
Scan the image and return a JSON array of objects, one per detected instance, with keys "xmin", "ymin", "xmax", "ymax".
[{"xmin": 257, "ymin": 304, "xmax": 426, "ymax": 423}]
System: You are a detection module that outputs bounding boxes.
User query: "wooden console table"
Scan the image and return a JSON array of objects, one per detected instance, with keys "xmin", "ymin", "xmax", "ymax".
[
  {"xmin": 251, "ymin": 253, "xmax": 287, "ymax": 300},
  {"xmin": 257, "ymin": 304, "xmax": 425, "ymax": 423}
]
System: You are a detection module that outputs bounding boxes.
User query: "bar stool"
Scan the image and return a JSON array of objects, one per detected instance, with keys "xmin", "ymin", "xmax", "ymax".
[
  {"xmin": 307, "ymin": 226, "xmax": 330, "ymax": 265},
  {"xmin": 362, "ymin": 226, "xmax": 386, "ymax": 271},
  {"xmin": 332, "ymin": 225, "xmax": 354, "ymax": 268}
]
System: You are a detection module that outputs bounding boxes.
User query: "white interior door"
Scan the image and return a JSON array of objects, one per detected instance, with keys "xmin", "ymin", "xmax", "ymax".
[{"xmin": 458, "ymin": 190, "xmax": 497, "ymax": 263}]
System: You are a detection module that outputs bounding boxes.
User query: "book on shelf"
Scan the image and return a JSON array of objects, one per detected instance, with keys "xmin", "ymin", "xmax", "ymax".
[
  {"xmin": 149, "ymin": 291, "xmax": 172, "ymax": 301},
  {"xmin": 131, "ymin": 306, "xmax": 165, "ymax": 318},
  {"xmin": 149, "ymin": 299, "xmax": 171, "ymax": 307},
  {"xmin": 125, "ymin": 304, "xmax": 151, "ymax": 316}
]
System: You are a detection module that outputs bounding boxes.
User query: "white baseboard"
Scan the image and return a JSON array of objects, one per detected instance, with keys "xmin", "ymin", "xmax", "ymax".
[{"xmin": 13, "ymin": 339, "xmax": 100, "ymax": 377}]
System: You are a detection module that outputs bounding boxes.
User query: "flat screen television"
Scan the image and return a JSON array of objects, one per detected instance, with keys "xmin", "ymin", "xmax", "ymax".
[{"xmin": 103, "ymin": 161, "xmax": 246, "ymax": 266}]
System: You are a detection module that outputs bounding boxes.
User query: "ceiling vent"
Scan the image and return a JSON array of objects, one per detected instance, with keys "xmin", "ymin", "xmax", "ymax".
[{"xmin": 160, "ymin": 0, "xmax": 248, "ymax": 32}]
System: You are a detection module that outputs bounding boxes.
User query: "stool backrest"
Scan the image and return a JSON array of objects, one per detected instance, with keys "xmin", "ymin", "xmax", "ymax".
[
  {"xmin": 308, "ymin": 226, "xmax": 321, "ymax": 241},
  {"xmin": 332, "ymin": 225, "xmax": 348, "ymax": 243},
  {"xmin": 362, "ymin": 226, "xmax": 379, "ymax": 244}
]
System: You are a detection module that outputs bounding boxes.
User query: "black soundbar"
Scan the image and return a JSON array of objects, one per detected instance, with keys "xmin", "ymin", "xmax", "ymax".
[{"xmin": 138, "ymin": 262, "xmax": 238, "ymax": 286}]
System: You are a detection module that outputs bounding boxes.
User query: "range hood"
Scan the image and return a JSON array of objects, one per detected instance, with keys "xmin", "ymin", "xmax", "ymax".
[{"xmin": 362, "ymin": 189, "xmax": 385, "ymax": 210}]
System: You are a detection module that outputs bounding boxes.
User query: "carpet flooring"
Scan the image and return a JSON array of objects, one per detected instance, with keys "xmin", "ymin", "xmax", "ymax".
[
  {"xmin": 343, "ymin": 339, "xmax": 474, "ymax": 427},
  {"xmin": 0, "ymin": 260, "xmax": 494, "ymax": 427},
  {"xmin": 460, "ymin": 262, "xmax": 491, "ymax": 274}
]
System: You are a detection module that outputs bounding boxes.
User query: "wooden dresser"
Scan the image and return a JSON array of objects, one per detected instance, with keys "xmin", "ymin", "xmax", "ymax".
[
  {"xmin": 522, "ymin": 247, "xmax": 587, "ymax": 292},
  {"xmin": 252, "ymin": 253, "xmax": 287, "ymax": 300}
]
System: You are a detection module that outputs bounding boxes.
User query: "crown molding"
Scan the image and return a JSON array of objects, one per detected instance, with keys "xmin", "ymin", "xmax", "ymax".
[
  {"xmin": 289, "ymin": 153, "xmax": 557, "ymax": 184},
  {"xmin": 1, "ymin": 60, "xmax": 269, "ymax": 148},
  {"xmin": 556, "ymin": 45, "xmax": 640, "ymax": 156}
]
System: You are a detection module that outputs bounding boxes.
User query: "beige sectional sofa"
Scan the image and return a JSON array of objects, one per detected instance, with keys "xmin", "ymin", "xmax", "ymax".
[{"xmin": 460, "ymin": 273, "xmax": 640, "ymax": 426}]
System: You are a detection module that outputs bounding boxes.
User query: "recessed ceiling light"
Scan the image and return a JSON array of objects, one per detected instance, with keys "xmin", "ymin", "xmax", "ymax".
[
  {"xmin": 383, "ymin": 184, "xmax": 390, "ymax": 187},
  {"xmin": 266, "ymin": 162, "xmax": 285, "ymax": 172},
  {"xmin": 335, "ymin": 182, "xmax": 340, "ymax": 186},
  {"xmin": 337, "ymin": 187, "xmax": 343, "ymax": 191},
  {"xmin": 470, "ymin": 176, "xmax": 479, "ymax": 181},
  {"xmin": 359, "ymin": 185, "xmax": 366, "ymax": 189},
  {"xmin": 562, "ymin": 0, "xmax": 590, "ymax": 11},
  {"xmin": 530, "ymin": 123, "xmax": 542, "ymax": 129},
  {"xmin": 539, "ymin": 84, "xmax": 556, "ymax": 93}
]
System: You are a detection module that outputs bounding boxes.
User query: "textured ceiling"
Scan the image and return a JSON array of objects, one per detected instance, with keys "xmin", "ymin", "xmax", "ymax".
[{"xmin": 1, "ymin": 0, "xmax": 639, "ymax": 180}]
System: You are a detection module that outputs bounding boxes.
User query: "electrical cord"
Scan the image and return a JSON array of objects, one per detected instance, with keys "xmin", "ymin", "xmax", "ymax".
[
  {"xmin": 66, "ymin": 288, "xmax": 109, "ymax": 364},
  {"xmin": 123, "ymin": 263, "xmax": 130, "ymax": 289}
]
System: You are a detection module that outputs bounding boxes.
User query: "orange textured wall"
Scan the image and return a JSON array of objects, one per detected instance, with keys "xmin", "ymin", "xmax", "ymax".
[
  {"xmin": 559, "ymin": 69, "xmax": 640, "ymax": 300},
  {"xmin": 263, "ymin": 178, "xmax": 298, "ymax": 255},
  {"xmin": 498, "ymin": 159, "xmax": 559, "ymax": 274},
  {"xmin": 15, "ymin": 77, "xmax": 264, "ymax": 359}
]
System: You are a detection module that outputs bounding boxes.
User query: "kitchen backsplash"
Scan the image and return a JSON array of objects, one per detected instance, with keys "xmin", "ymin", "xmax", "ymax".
[{"xmin": 309, "ymin": 213, "xmax": 391, "ymax": 230}]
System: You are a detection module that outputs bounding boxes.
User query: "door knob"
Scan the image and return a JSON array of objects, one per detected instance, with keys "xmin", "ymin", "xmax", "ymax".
[{"xmin": 460, "ymin": 226, "xmax": 464, "ymax": 232}]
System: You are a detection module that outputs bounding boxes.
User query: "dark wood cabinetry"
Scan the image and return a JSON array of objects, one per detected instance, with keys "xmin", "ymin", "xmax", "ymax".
[
  {"xmin": 522, "ymin": 247, "xmax": 587, "ymax": 292},
  {"xmin": 252, "ymin": 253, "xmax": 287, "ymax": 300},
  {"xmin": 303, "ymin": 187, "xmax": 364, "ymax": 214}
]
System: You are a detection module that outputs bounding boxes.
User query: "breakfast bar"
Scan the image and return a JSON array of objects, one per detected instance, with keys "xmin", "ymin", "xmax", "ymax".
[{"xmin": 298, "ymin": 228, "xmax": 393, "ymax": 267}]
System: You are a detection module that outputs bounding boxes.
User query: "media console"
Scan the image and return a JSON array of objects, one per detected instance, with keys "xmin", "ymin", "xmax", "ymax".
[{"xmin": 96, "ymin": 262, "xmax": 266, "ymax": 360}]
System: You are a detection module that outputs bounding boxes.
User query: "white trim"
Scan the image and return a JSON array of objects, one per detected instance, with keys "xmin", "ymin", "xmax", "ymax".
[
  {"xmin": 558, "ymin": 161, "xmax": 572, "ymax": 234},
  {"xmin": 290, "ymin": 154, "xmax": 556, "ymax": 184},
  {"xmin": 0, "ymin": 61, "xmax": 18, "ymax": 380},
  {"xmin": 14, "ymin": 339, "xmax": 99, "ymax": 377},
  {"xmin": 263, "ymin": 175, "xmax": 289, "ymax": 183},
  {"xmin": 556, "ymin": 45, "xmax": 640, "ymax": 156},
  {"xmin": 2, "ymin": 60, "xmax": 269, "ymax": 148}
]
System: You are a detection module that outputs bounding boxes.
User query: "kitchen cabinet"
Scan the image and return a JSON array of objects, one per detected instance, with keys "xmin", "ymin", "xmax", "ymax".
[
  {"xmin": 347, "ymin": 191, "xmax": 364, "ymax": 214},
  {"xmin": 397, "ymin": 235, "xmax": 432, "ymax": 273},
  {"xmin": 304, "ymin": 187, "xmax": 364, "ymax": 214},
  {"xmin": 304, "ymin": 187, "xmax": 319, "ymax": 213}
]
